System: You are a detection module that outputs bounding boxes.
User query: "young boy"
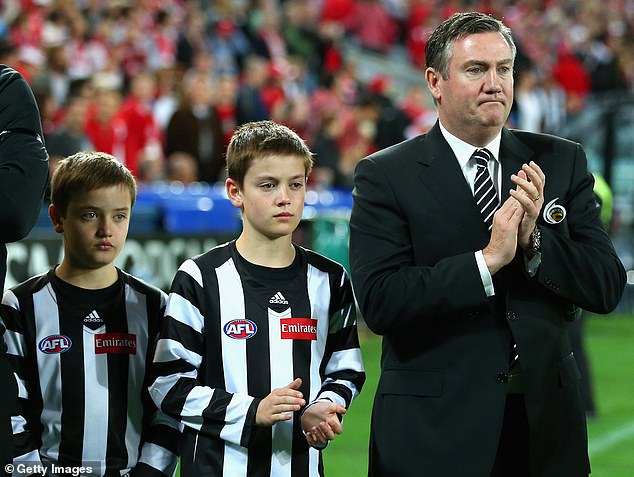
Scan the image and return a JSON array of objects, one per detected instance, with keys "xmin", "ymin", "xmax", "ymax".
[
  {"xmin": 149, "ymin": 120, "xmax": 365, "ymax": 476},
  {"xmin": 1, "ymin": 152, "xmax": 180, "ymax": 476}
]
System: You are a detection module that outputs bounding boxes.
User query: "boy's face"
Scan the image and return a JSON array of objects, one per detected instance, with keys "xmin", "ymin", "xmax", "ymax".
[
  {"xmin": 49, "ymin": 185, "xmax": 132, "ymax": 272},
  {"xmin": 226, "ymin": 154, "xmax": 307, "ymax": 241}
]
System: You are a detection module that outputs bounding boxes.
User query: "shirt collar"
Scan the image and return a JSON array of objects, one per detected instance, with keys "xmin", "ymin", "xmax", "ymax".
[{"xmin": 438, "ymin": 121, "xmax": 502, "ymax": 169}]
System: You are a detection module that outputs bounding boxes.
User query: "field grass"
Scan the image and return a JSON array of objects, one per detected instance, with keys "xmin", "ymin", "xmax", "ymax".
[{"xmin": 323, "ymin": 313, "xmax": 634, "ymax": 476}]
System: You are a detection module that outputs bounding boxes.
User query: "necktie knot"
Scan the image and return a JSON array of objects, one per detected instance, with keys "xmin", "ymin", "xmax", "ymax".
[{"xmin": 473, "ymin": 148, "xmax": 493, "ymax": 168}]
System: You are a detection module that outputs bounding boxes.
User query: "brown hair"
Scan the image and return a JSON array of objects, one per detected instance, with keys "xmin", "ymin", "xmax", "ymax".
[
  {"xmin": 50, "ymin": 151, "xmax": 137, "ymax": 215},
  {"xmin": 226, "ymin": 120, "xmax": 313, "ymax": 186}
]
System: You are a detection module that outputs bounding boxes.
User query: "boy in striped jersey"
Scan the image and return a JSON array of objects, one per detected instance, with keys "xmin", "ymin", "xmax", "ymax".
[
  {"xmin": 149, "ymin": 120, "xmax": 366, "ymax": 476},
  {"xmin": 1, "ymin": 152, "xmax": 180, "ymax": 476}
]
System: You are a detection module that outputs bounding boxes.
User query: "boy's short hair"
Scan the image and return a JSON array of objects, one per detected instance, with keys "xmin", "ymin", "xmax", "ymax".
[
  {"xmin": 226, "ymin": 120, "xmax": 314, "ymax": 185},
  {"xmin": 50, "ymin": 151, "xmax": 137, "ymax": 215}
]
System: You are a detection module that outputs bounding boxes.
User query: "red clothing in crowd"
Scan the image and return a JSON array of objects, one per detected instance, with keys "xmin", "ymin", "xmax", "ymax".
[{"xmin": 117, "ymin": 95, "xmax": 161, "ymax": 177}]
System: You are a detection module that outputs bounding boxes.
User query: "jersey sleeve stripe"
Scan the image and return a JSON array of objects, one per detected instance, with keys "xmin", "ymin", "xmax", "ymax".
[
  {"xmin": 178, "ymin": 259, "xmax": 203, "ymax": 287},
  {"xmin": 137, "ymin": 441, "xmax": 180, "ymax": 476},
  {"xmin": 324, "ymin": 348, "xmax": 365, "ymax": 375},
  {"xmin": 4, "ymin": 328, "xmax": 25, "ymax": 357},
  {"xmin": 158, "ymin": 317, "xmax": 204, "ymax": 356},
  {"xmin": 218, "ymin": 392, "xmax": 256, "ymax": 446},
  {"xmin": 146, "ymin": 419, "xmax": 183, "ymax": 453},
  {"xmin": 165, "ymin": 292, "xmax": 205, "ymax": 333},
  {"xmin": 11, "ymin": 414, "xmax": 27, "ymax": 433},
  {"xmin": 153, "ymin": 337, "xmax": 203, "ymax": 368}
]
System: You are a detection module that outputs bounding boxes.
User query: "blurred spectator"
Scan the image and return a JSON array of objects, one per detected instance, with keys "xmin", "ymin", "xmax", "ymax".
[
  {"xmin": 311, "ymin": 111, "xmax": 346, "ymax": 188},
  {"xmin": 535, "ymin": 73, "xmax": 567, "ymax": 134},
  {"xmin": 514, "ymin": 66, "xmax": 544, "ymax": 133},
  {"xmin": 165, "ymin": 150, "xmax": 199, "ymax": 184},
  {"xmin": 45, "ymin": 95, "xmax": 94, "ymax": 162},
  {"xmin": 152, "ymin": 66, "xmax": 181, "ymax": 130},
  {"xmin": 32, "ymin": 44, "xmax": 71, "ymax": 110},
  {"xmin": 175, "ymin": 8, "xmax": 207, "ymax": 71},
  {"xmin": 345, "ymin": 0, "xmax": 399, "ymax": 55},
  {"xmin": 236, "ymin": 54, "xmax": 270, "ymax": 124},
  {"xmin": 164, "ymin": 71, "xmax": 224, "ymax": 183},
  {"xmin": 551, "ymin": 43, "xmax": 591, "ymax": 116},
  {"xmin": 83, "ymin": 86, "xmax": 125, "ymax": 158},
  {"xmin": 207, "ymin": 18, "xmax": 251, "ymax": 76},
  {"xmin": 117, "ymin": 69, "xmax": 162, "ymax": 178},
  {"xmin": 214, "ymin": 73, "xmax": 239, "ymax": 148},
  {"xmin": 582, "ymin": 32, "xmax": 627, "ymax": 94},
  {"xmin": 366, "ymin": 74, "xmax": 412, "ymax": 149}
]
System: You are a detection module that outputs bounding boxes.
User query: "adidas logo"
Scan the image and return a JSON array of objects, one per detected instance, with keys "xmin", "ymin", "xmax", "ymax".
[
  {"xmin": 269, "ymin": 292, "xmax": 288, "ymax": 305},
  {"xmin": 84, "ymin": 310, "xmax": 103, "ymax": 324}
]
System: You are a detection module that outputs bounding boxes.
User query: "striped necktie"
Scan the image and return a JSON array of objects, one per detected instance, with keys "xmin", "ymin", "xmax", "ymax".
[{"xmin": 472, "ymin": 148, "xmax": 499, "ymax": 230}]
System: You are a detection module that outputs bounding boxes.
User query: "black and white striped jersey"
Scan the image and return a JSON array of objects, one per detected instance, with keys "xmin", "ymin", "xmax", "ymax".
[
  {"xmin": 149, "ymin": 241, "xmax": 365, "ymax": 477},
  {"xmin": 0, "ymin": 268, "xmax": 181, "ymax": 477}
]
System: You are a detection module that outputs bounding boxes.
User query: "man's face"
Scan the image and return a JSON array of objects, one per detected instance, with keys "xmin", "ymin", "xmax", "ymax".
[{"xmin": 426, "ymin": 31, "xmax": 514, "ymax": 145}]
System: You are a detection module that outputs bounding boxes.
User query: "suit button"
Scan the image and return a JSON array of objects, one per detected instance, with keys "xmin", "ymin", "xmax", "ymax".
[
  {"xmin": 497, "ymin": 372, "xmax": 508, "ymax": 383},
  {"xmin": 506, "ymin": 311, "xmax": 516, "ymax": 321}
]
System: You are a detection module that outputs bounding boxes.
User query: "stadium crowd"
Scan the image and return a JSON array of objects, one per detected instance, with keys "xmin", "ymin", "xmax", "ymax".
[{"xmin": 0, "ymin": 0, "xmax": 631, "ymax": 189}]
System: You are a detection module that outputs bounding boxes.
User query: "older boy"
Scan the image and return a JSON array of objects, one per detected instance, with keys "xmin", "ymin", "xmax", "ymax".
[
  {"xmin": 149, "ymin": 120, "xmax": 365, "ymax": 476},
  {"xmin": 1, "ymin": 152, "xmax": 180, "ymax": 476}
]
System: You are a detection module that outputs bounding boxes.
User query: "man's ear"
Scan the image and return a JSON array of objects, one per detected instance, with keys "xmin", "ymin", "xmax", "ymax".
[
  {"xmin": 49, "ymin": 203, "xmax": 64, "ymax": 233},
  {"xmin": 425, "ymin": 67, "xmax": 442, "ymax": 102},
  {"xmin": 225, "ymin": 178, "xmax": 243, "ymax": 209}
]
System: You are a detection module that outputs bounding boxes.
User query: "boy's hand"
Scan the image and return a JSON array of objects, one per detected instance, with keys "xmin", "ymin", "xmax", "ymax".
[
  {"xmin": 301, "ymin": 400, "xmax": 346, "ymax": 448},
  {"xmin": 256, "ymin": 378, "xmax": 305, "ymax": 426}
]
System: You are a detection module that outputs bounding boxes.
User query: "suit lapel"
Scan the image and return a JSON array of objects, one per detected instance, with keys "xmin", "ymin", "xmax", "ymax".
[
  {"xmin": 500, "ymin": 128, "xmax": 535, "ymax": 202},
  {"xmin": 415, "ymin": 124, "xmax": 490, "ymax": 237}
]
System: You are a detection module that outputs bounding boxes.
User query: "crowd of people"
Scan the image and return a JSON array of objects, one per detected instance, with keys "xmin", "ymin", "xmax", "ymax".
[{"xmin": 0, "ymin": 0, "xmax": 632, "ymax": 190}]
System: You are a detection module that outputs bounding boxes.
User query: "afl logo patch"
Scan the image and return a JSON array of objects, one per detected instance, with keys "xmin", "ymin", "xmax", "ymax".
[
  {"xmin": 38, "ymin": 334, "xmax": 72, "ymax": 354},
  {"xmin": 224, "ymin": 319, "xmax": 257, "ymax": 339},
  {"xmin": 543, "ymin": 197, "xmax": 567, "ymax": 224}
]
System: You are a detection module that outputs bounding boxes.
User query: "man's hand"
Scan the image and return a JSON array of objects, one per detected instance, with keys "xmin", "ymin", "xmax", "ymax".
[
  {"xmin": 256, "ymin": 378, "xmax": 305, "ymax": 426},
  {"xmin": 510, "ymin": 161, "xmax": 546, "ymax": 248},
  {"xmin": 483, "ymin": 196, "xmax": 525, "ymax": 274},
  {"xmin": 301, "ymin": 401, "xmax": 347, "ymax": 448}
]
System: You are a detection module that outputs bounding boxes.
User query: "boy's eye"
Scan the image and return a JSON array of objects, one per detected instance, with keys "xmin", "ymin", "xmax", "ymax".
[
  {"xmin": 260, "ymin": 183, "xmax": 275, "ymax": 190},
  {"xmin": 114, "ymin": 214, "xmax": 127, "ymax": 222},
  {"xmin": 82, "ymin": 212, "xmax": 97, "ymax": 220}
]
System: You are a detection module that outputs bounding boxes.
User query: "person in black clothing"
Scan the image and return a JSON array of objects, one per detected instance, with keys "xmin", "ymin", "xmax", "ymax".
[{"xmin": 0, "ymin": 64, "xmax": 49, "ymax": 474}]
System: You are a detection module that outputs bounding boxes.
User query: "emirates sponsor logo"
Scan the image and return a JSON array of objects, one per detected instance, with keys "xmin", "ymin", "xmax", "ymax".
[
  {"xmin": 94, "ymin": 332, "xmax": 137, "ymax": 354},
  {"xmin": 280, "ymin": 318, "xmax": 318, "ymax": 340}
]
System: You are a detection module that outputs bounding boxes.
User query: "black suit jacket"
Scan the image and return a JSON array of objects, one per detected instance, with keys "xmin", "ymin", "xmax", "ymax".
[
  {"xmin": 0, "ymin": 65, "xmax": 49, "ymax": 471},
  {"xmin": 349, "ymin": 123, "xmax": 626, "ymax": 477}
]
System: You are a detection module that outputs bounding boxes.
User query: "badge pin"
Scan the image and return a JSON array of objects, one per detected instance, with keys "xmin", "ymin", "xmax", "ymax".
[{"xmin": 543, "ymin": 197, "xmax": 566, "ymax": 224}]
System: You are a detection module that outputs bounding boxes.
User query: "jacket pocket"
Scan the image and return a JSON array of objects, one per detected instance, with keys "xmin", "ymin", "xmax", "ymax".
[
  {"xmin": 558, "ymin": 352, "xmax": 581, "ymax": 387},
  {"xmin": 378, "ymin": 368, "xmax": 444, "ymax": 397}
]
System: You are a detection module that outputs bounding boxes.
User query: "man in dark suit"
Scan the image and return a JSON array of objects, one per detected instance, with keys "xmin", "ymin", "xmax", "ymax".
[
  {"xmin": 349, "ymin": 12, "xmax": 626, "ymax": 477},
  {"xmin": 0, "ymin": 65, "xmax": 49, "ymax": 473}
]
